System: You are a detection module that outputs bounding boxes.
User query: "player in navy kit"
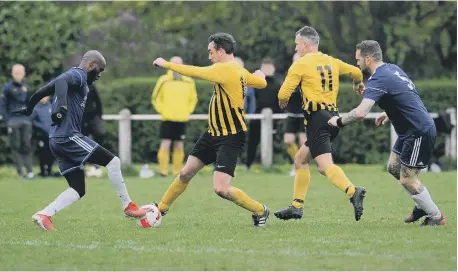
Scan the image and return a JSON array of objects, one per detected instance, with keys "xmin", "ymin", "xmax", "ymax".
[
  {"xmin": 13, "ymin": 50, "xmax": 146, "ymax": 231},
  {"xmin": 328, "ymin": 40, "xmax": 446, "ymax": 226}
]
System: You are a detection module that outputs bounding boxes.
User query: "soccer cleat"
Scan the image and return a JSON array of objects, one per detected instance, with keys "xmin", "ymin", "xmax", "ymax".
[
  {"xmin": 252, "ymin": 205, "xmax": 270, "ymax": 227},
  {"xmin": 349, "ymin": 186, "xmax": 366, "ymax": 221},
  {"xmin": 274, "ymin": 205, "xmax": 303, "ymax": 220},
  {"xmin": 421, "ymin": 213, "xmax": 447, "ymax": 227},
  {"xmin": 124, "ymin": 202, "xmax": 147, "ymax": 218},
  {"xmin": 404, "ymin": 206, "xmax": 427, "ymax": 223},
  {"xmin": 153, "ymin": 202, "xmax": 168, "ymax": 216},
  {"xmin": 32, "ymin": 213, "xmax": 56, "ymax": 232}
]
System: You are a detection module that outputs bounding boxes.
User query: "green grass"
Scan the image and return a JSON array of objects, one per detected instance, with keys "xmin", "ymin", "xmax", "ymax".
[{"xmin": 0, "ymin": 165, "xmax": 456, "ymax": 271}]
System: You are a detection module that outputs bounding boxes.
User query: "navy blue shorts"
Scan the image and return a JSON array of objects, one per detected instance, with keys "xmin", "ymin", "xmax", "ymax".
[
  {"xmin": 49, "ymin": 136, "xmax": 99, "ymax": 175},
  {"xmin": 393, "ymin": 127, "xmax": 436, "ymax": 169}
]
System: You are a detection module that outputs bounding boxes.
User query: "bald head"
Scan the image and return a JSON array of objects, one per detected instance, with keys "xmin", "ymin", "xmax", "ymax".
[
  {"xmin": 81, "ymin": 50, "xmax": 106, "ymax": 84},
  {"xmin": 82, "ymin": 50, "xmax": 106, "ymax": 67},
  {"xmin": 170, "ymin": 56, "xmax": 183, "ymax": 64},
  {"xmin": 11, "ymin": 64, "xmax": 25, "ymax": 82}
]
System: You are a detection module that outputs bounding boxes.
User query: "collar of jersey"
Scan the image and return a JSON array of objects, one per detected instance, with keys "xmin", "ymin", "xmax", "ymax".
[
  {"xmin": 304, "ymin": 51, "xmax": 322, "ymax": 57},
  {"xmin": 372, "ymin": 62, "xmax": 386, "ymax": 75}
]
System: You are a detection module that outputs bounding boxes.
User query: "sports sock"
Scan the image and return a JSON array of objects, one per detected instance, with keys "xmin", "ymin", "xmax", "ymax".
[
  {"xmin": 229, "ymin": 187, "xmax": 265, "ymax": 215},
  {"xmin": 411, "ymin": 185, "xmax": 441, "ymax": 219},
  {"xmin": 172, "ymin": 150, "xmax": 184, "ymax": 176},
  {"xmin": 287, "ymin": 143, "xmax": 299, "ymax": 162},
  {"xmin": 158, "ymin": 148, "xmax": 170, "ymax": 176},
  {"xmin": 324, "ymin": 164, "xmax": 356, "ymax": 197},
  {"xmin": 292, "ymin": 169, "xmax": 310, "ymax": 208},
  {"xmin": 397, "ymin": 180, "xmax": 420, "ymax": 208},
  {"xmin": 40, "ymin": 188, "xmax": 80, "ymax": 216},
  {"xmin": 106, "ymin": 157, "xmax": 132, "ymax": 209},
  {"xmin": 158, "ymin": 176, "xmax": 189, "ymax": 213}
]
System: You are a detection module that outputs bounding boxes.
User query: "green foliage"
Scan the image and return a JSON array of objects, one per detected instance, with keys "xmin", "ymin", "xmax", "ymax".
[
  {"xmin": 0, "ymin": 2, "xmax": 90, "ymax": 87},
  {"xmin": 83, "ymin": 1, "xmax": 456, "ymax": 79},
  {"xmin": 96, "ymin": 77, "xmax": 457, "ymax": 165}
]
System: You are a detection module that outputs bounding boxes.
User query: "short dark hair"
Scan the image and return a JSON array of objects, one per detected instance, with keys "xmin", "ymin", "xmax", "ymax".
[
  {"xmin": 356, "ymin": 40, "xmax": 383, "ymax": 62},
  {"xmin": 295, "ymin": 26, "xmax": 320, "ymax": 45},
  {"xmin": 208, "ymin": 33, "xmax": 236, "ymax": 54},
  {"xmin": 261, "ymin": 58, "xmax": 274, "ymax": 65}
]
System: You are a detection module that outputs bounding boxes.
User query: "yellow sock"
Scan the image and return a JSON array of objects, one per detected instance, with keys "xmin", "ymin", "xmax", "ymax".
[
  {"xmin": 230, "ymin": 187, "xmax": 265, "ymax": 215},
  {"xmin": 172, "ymin": 150, "xmax": 184, "ymax": 176},
  {"xmin": 157, "ymin": 148, "xmax": 170, "ymax": 176},
  {"xmin": 158, "ymin": 176, "xmax": 189, "ymax": 213},
  {"xmin": 292, "ymin": 169, "xmax": 310, "ymax": 208},
  {"xmin": 324, "ymin": 164, "xmax": 356, "ymax": 197},
  {"xmin": 287, "ymin": 143, "xmax": 299, "ymax": 162}
]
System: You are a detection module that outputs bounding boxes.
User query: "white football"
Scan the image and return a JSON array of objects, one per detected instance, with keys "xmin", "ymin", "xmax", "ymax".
[{"xmin": 137, "ymin": 204, "xmax": 162, "ymax": 228}]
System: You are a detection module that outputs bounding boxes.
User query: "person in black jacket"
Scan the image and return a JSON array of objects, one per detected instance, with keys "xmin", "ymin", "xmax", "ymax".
[
  {"xmin": 0, "ymin": 64, "xmax": 34, "ymax": 178},
  {"xmin": 245, "ymin": 58, "xmax": 282, "ymax": 170},
  {"xmin": 82, "ymin": 84, "xmax": 106, "ymax": 177}
]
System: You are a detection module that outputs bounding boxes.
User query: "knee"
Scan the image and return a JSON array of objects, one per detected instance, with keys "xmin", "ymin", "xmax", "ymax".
[
  {"xmin": 178, "ymin": 168, "xmax": 193, "ymax": 183},
  {"xmin": 107, "ymin": 156, "xmax": 121, "ymax": 170},
  {"xmin": 71, "ymin": 185, "xmax": 86, "ymax": 198},
  {"xmin": 294, "ymin": 155, "xmax": 310, "ymax": 170},
  {"xmin": 317, "ymin": 165, "xmax": 327, "ymax": 176},
  {"xmin": 387, "ymin": 162, "xmax": 400, "ymax": 180},
  {"xmin": 213, "ymin": 185, "xmax": 230, "ymax": 200}
]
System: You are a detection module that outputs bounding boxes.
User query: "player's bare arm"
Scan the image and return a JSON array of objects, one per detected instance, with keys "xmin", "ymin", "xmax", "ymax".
[{"xmin": 328, "ymin": 98, "xmax": 375, "ymax": 127}]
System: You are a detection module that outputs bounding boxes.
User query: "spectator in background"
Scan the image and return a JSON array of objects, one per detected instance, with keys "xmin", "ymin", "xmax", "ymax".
[
  {"xmin": 235, "ymin": 57, "xmax": 256, "ymax": 115},
  {"xmin": 283, "ymin": 53, "xmax": 307, "ymax": 177},
  {"xmin": 30, "ymin": 96, "xmax": 57, "ymax": 177},
  {"xmin": 82, "ymin": 84, "xmax": 106, "ymax": 178},
  {"xmin": 245, "ymin": 58, "xmax": 282, "ymax": 170},
  {"xmin": 0, "ymin": 64, "xmax": 34, "ymax": 178},
  {"xmin": 152, "ymin": 56, "xmax": 198, "ymax": 177}
]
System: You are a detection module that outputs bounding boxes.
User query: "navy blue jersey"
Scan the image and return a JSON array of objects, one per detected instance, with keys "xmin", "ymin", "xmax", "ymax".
[
  {"xmin": 49, "ymin": 68, "xmax": 88, "ymax": 138},
  {"xmin": 363, "ymin": 63, "xmax": 434, "ymax": 137}
]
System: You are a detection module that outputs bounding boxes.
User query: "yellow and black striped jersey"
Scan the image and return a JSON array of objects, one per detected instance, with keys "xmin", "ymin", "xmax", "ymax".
[
  {"xmin": 164, "ymin": 61, "xmax": 267, "ymax": 136},
  {"xmin": 278, "ymin": 52, "xmax": 363, "ymax": 113}
]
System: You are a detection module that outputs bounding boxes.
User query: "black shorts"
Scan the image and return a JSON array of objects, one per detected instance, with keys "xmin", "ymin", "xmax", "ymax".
[
  {"xmin": 393, "ymin": 127, "xmax": 436, "ymax": 169},
  {"xmin": 285, "ymin": 116, "xmax": 306, "ymax": 134},
  {"xmin": 304, "ymin": 110, "xmax": 340, "ymax": 158},
  {"xmin": 160, "ymin": 121, "xmax": 187, "ymax": 141},
  {"xmin": 189, "ymin": 131, "xmax": 245, "ymax": 177}
]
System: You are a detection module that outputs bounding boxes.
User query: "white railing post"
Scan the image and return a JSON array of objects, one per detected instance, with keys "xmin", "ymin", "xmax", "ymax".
[
  {"xmin": 119, "ymin": 108, "xmax": 132, "ymax": 166},
  {"xmin": 390, "ymin": 124, "xmax": 397, "ymax": 149},
  {"xmin": 260, "ymin": 108, "xmax": 273, "ymax": 168},
  {"xmin": 445, "ymin": 107, "xmax": 457, "ymax": 159}
]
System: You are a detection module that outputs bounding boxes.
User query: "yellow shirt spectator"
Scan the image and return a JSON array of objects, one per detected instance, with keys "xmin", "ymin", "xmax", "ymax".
[{"xmin": 151, "ymin": 70, "xmax": 198, "ymax": 122}]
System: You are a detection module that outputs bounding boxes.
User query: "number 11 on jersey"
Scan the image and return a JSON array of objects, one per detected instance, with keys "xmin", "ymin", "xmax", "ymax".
[{"xmin": 317, "ymin": 65, "xmax": 333, "ymax": 92}]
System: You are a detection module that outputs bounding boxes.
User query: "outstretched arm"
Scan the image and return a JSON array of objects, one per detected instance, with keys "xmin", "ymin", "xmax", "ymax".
[
  {"xmin": 153, "ymin": 58, "xmax": 227, "ymax": 84},
  {"xmin": 23, "ymin": 82, "xmax": 56, "ymax": 115},
  {"xmin": 328, "ymin": 98, "xmax": 375, "ymax": 127}
]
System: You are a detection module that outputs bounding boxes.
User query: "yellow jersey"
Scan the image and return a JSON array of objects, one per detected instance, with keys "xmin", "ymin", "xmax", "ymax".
[
  {"xmin": 278, "ymin": 52, "xmax": 363, "ymax": 114},
  {"xmin": 151, "ymin": 70, "xmax": 198, "ymax": 122},
  {"xmin": 164, "ymin": 61, "xmax": 267, "ymax": 136}
]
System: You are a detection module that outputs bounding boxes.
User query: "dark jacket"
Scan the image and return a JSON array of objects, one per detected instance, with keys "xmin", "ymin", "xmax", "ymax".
[
  {"xmin": 1, "ymin": 81, "xmax": 31, "ymax": 122},
  {"xmin": 254, "ymin": 75, "xmax": 282, "ymax": 114},
  {"xmin": 31, "ymin": 101, "xmax": 52, "ymax": 135}
]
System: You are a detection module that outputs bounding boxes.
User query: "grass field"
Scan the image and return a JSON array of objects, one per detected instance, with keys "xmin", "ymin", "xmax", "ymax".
[{"xmin": 0, "ymin": 164, "xmax": 456, "ymax": 271}]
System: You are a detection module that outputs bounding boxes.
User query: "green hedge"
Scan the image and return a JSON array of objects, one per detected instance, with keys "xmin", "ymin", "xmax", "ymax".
[
  {"xmin": 0, "ymin": 78, "xmax": 455, "ymax": 165},
  {"xmin": 96, "ymin": 77, "xmax": 457, "ymax": 165}
]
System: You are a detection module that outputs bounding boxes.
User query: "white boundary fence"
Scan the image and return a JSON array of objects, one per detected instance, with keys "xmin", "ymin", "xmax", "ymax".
[{"xmin": 103, "ymin": 108, "xmax": 456, "ymax": 167}]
